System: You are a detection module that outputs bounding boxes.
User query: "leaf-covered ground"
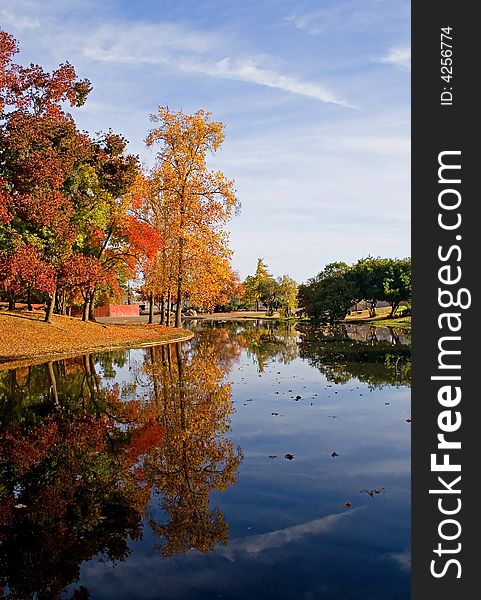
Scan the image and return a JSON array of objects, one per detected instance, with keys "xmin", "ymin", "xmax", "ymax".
[{"xmin": 0, "ymin": 311, "xmax": 192, "ymax": 368}]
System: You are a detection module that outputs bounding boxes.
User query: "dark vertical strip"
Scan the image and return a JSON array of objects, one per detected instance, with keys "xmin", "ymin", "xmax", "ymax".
[{"xmin": 412, "ymin": 3, "xmax": 476, "ymax": 597}]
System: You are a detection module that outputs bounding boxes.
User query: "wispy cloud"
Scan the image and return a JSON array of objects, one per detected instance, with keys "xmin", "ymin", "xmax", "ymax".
[
  {"xmin": 0, "ymin": 8, "xmax": 40, "ymax": 30},
  {"xmin": 286, "ymin": 1, "xmax": 409, "ymax": 36},
  {"xmin": 83, "ymin": 22, "xmax": 220, "ymax": 62},
  {"xmin": 377, "ymin": 47, "xmax": 411, "ymax": 71},
  {"xmin": 2, "ymin": 0, "xmax": 410, "ymax": 281},
  {"xmin": 183, "ymin": 57, "xmax": 356, "ymax": 108},
  {"xmin": 80, "ymin": 22, "xmax": 353, "ymax": 107}
]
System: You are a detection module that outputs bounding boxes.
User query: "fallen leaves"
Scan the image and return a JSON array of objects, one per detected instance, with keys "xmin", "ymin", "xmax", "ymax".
[
  {"xmin": 0, "ymin": 311, "xmax": 192, "ymax": 367},
  {"xmin": 361, "ymin": 488, "xmax": 386, "ymax": 498}
]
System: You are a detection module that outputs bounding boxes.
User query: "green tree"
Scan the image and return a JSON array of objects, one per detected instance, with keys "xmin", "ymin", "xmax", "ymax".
[
  {"xmin": 277, "ymin": 275, "xmax": 298, "ymax": 317},
  {"xmin": 298, "ymin": 262, "xmax": 356, "ymax": 322},
  {"xmin": 350, "ymin": 257, "xmax": 388, "ymax": 317},
  {"xmin": 383, "ymin": 258, "xmax": 411, "ymax": 317}
]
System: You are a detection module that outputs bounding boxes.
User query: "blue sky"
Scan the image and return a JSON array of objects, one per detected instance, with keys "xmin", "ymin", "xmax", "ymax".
[{"xmin": 1, "ymin": 0, "xmax": 410, "ymax": 282}]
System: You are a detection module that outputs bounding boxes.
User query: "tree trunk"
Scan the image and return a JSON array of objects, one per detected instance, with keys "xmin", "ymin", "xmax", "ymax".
[
  {"xmin": 82, "ymin": 291, "xmax": 90, "ymax": 321},
  {"xmin": 175, "ymin": 281, "xmax": 182, "ymax": 328},
  {"xmin": 175, "ymin": 236, "xmax": 184, "ymax": 328},
  {"xmin": 88, "ymin": 287, "xmax": 96, "ymax": 322},
  {"xmin": 389, "ymin": 302, "xmax": 399, "ymax": 318},
  {"xmin": 45, "ymin": 288, "xmax": 56, "ymax": 323},
  {"xmin": 166, "ymin": 289, "xmax": 171, "ymax": 327},
  {"xmin": 160, "ymin": 295, "xmax": 165, "ymax": 325},
  {"xmin": 27, "ymin": 288, "xmax": 33, "ymax": 311},
  {"xmin": 57, "ymin": 290, "xmax": 66, "ymax": 315},
  {"xmin": 7, "ymin": 293, "xmax": 15, "ymax": 311},
  {"xmin": 149, "ymin": 290, "xmax": 154, "ymax": 324}
]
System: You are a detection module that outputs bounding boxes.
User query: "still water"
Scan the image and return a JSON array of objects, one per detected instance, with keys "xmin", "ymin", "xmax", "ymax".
[{"xmin": 0, "ymin": 321, "xmax": 410, "ymax": 599}]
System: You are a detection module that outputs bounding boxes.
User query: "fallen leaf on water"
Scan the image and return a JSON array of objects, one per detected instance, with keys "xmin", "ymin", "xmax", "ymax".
[{"xmin": 361, "ymin": 487, "xmax": 386, "ymax": 498}]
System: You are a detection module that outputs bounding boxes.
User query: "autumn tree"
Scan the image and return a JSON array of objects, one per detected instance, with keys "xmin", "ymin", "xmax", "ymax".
[
  {"xmin": 65, "ymin": 131, "xmax": 149, "ymax": 320},
  {"xmin": 0, "ymin": 29, "xmax": 92, "ymax": 321},
  {"xmin": 243, "ymin": 258, "xmax": 271, "ymax": 311},
  {"xmin": 0, "ymin": 243, "xmax": 55, "ymax": 310},
  {"xmin": 145, "ymin": 107, "xmax": 239, "ymax": 327}
]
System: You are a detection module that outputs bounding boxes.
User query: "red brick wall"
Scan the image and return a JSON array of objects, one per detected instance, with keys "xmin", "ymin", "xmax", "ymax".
[
  {"xmin": 70, "ymin": 304, "xmax": 140, "ymax": 318},
  {"xmin": 93, "ymin": 305, "xmax": 110, "ymax": 317},
  {"xmin": 107, "ymin": 304, "xmax": 139, "ymax": 317}
]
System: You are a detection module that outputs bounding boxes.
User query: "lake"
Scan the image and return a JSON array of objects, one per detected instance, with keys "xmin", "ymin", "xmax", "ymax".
[{"xmin": 0, "ymin": 320, "xmax": 411, "ymax": 599}]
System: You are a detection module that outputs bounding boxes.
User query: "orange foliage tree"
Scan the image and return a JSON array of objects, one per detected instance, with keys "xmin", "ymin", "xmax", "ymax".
[{"xmin": 145, "ymin": 107, "xmax": 240, "ymax": 325}]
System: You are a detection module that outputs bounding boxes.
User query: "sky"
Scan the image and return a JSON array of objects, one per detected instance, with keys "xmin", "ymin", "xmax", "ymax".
[{"xmin": 1, "ymin": 0, "xmax": 410, "ymax": 283}]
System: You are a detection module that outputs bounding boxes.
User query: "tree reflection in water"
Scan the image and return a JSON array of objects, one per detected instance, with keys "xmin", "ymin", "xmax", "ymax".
[
  {"xmin": 0, "ymin": 321, "xmax": 410, "ymax": 597},
  {"xmin": 296, "ymin": 322, "xmax": 411, "ymax": 387},
  {"xmin": 0, "ymin": 328, "xmax": 244, "ymax": 598}
]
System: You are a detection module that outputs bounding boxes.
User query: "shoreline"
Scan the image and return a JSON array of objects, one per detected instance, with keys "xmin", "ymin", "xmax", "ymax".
[{"xmin": 0, "ymin": 311, "xmax": 193, "ymax": 370}]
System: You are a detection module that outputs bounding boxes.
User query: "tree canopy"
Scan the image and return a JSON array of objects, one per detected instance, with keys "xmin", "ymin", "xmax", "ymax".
[
  {"xmin": 298, "ymin": 257, "xmax": 411, "ymax": 322},
  {"xmin": 1, "ymin": 31, "xmax": 239, "ymax": 325}
]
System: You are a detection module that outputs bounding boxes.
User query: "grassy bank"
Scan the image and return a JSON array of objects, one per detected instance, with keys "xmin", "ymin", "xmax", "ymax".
[
  {"xmin": 0, "ymin": 311, "xmax": 193, "ymax": 369},
  {"xmin": 343, "ymin": 307, "xmax": 411, "ymax": 331}
]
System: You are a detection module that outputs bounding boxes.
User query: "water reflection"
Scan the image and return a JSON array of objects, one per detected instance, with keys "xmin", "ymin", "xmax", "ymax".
[
  {"xmin": 0, "ymin": 321, "xmax": 410, "ymax": 599},
  {"xmin": 297, "ymin": 323, "xmax": 411, "ymax": 387},
  {"xmin": 190, "ymin": 320, "xmax": 411, "ymax": 387},
  {"xmin": 0, "ymin": 332, "xmax": 244, "ymax": 598}
]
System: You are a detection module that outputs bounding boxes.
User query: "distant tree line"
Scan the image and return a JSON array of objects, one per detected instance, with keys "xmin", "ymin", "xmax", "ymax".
[
  {"xmin": 298, "ymin": 257, "xmax": 411, "ymax": 322},
  {"xmin": 242, "ymin": 259, "xmax": 297, "ymax": 317}
]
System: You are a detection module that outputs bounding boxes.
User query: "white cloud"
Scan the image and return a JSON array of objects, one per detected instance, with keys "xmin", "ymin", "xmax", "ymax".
[
  {"xmin": 83, "ymin": 22, "xmax": 219, "ymax": 63},
  {"xmin": 286, "ymin": 1, "xmax": 409, "ymax": 36},
  {"xmin": 0, "ymin": 9, "xmax": 40, "ymax": 30},
  {"xmin": 378, "ymin": 47, "xmax": 411, "ymax": 71},
  {"xmin": 78, "ymin": 22, "xmax": 353, "ymax": 107},
  {"xmin": 190, "ymin": 57, "xmax": 356, "ymax": 108}
]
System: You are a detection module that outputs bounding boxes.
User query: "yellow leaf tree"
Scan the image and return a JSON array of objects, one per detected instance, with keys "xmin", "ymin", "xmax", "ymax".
[{"xmin": 145, "ymin": 107, "xmax": 239, "ymax": 326}]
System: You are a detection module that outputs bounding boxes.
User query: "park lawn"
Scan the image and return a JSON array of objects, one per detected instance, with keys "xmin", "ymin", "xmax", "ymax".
[
  {"xmin": 344, "ymin": 306, "xmax": 411, "ymax": 330},
  {"xmin": 0, "ymin": 311, "xmax": 192, "ymax": 368}
]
